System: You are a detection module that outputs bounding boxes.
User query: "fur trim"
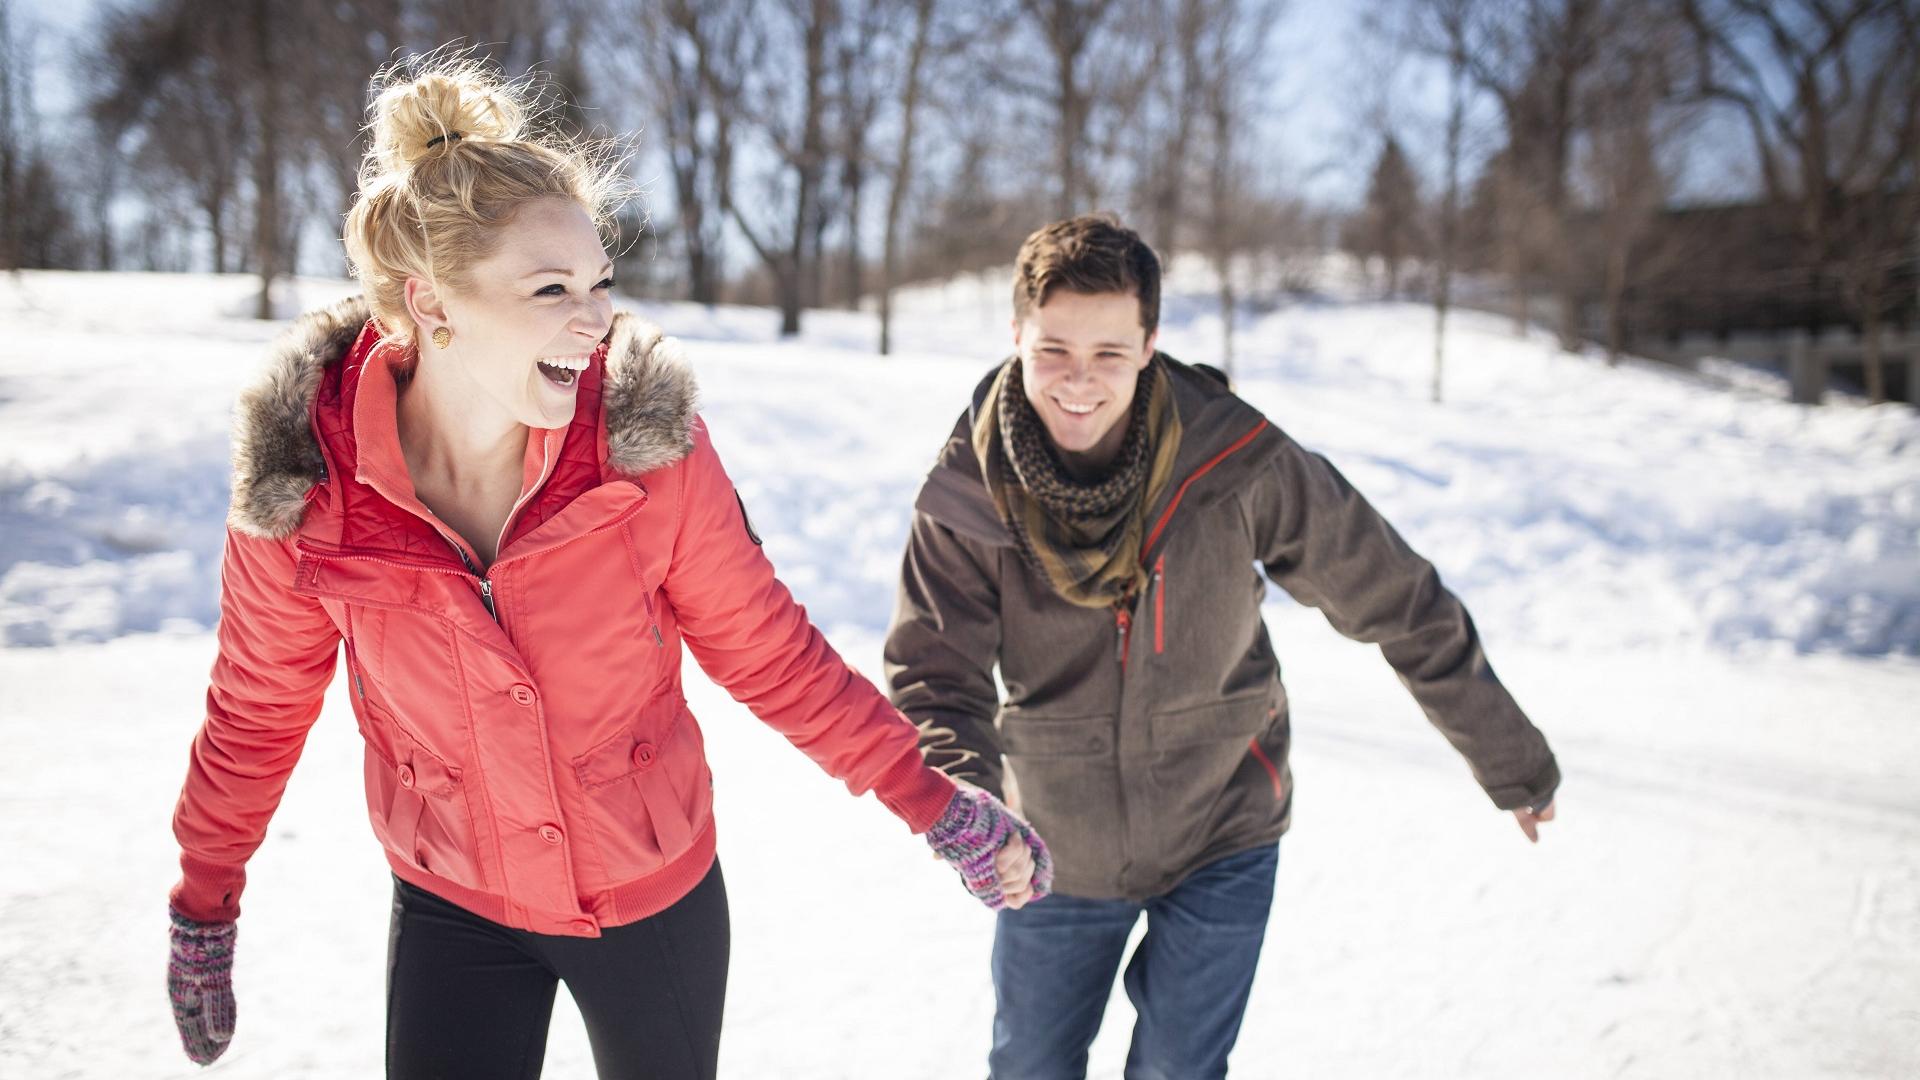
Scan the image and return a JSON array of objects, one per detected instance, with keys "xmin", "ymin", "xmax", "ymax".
[
  {"xmin": 227, "ymin": 297, "xmax": 699, "ymax": 540},
  {"xmin": 226, "ymin": 297, "xmax": 364, "ymax": 539},
  {"xmin": 600, "ymin": 314, "xmax": 700, "ymax": 476}
]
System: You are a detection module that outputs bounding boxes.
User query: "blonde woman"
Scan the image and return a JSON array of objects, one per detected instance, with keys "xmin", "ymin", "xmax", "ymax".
[{"xmin": 163, "ymin": 56, "xmax": 1049, "ymax": 1078}]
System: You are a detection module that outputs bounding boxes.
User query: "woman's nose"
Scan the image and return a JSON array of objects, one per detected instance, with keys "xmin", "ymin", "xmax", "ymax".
[{"xmin": 572, "ymin": 298, "xmax": 612, "ymax": 341}]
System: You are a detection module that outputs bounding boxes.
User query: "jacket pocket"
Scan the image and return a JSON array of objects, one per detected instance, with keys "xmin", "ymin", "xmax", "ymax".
[
  {"xmin": 996, "ymin": 710, "xmax": 1113, "ymax": 758},
  {"xmin": 361, "ymin": 716, "xmax": 488, "ymax": 892},
  {"xmin": 571, "ymin": 694, "xmax": 712, "ymax": 884},
  {"xmin": 1146, "ymin": 694, "xmax": 1269, "ymax": 751}
]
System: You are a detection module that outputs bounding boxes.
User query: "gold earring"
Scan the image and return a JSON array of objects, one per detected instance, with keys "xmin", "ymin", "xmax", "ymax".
[{"xmin": 431, "ymin": 326, "xmax": 452, "ymax": 350}]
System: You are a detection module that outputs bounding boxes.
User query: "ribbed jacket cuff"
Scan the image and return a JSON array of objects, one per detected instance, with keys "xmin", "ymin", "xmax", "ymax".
[
  {"xmin": 872, "ymin": 752, "xmax": 960, "ymax": 834},
  {"xmin": 170, "ymin": 852, "xmax": 247, "ymax": 923},
  {"xmin": 1483, "ymin": 757, "xmax": 1561, "ymax": 811}
]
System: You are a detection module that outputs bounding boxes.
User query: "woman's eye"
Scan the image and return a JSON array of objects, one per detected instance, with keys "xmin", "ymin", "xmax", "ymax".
[
  {"xmin": 534, "ymin": 283, "xmax": 566, "ymax": 296},
  {"xmin": 594, "ymin": 277, "xmax": 615, "ymax": 291}
]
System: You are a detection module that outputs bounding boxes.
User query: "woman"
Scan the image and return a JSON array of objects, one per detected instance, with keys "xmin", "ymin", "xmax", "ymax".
[{"xmin": 163, "ymin": 56, "xmax": 1048, "ymax": 1078}]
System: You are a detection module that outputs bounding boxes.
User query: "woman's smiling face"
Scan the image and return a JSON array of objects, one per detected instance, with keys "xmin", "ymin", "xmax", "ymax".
[
  {"xmin": 1015, "ymin": 288, "xmax": 1156, "ymax": 470},
  {"xmin": 409, "ymin": 196, "xmax": 616, "ymax": 430}
]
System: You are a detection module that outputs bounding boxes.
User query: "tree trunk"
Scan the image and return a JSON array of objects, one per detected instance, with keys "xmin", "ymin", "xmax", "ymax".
[
  {"xmin": 1217, "ymin": 260, "xmax": 1235, "ymax": 378},
  {"xmin": 1603, "ymin": 229, "xmax": 1627, "ymax": 366},
  {"xmin": 778, "ymin": 267, "xmax": 803, "ymax": 337},
  {"xmin": 250, "ymin": 0, "xmax": 280, "ymax": 320},
  {"xmin": 1434, "ymin": 33, "xmax": 1465, "ymax": 406},
  {"xmin": 1862, "ymin": 310, "xmax": 1886, "ymax": 404},
  {"xmin": 844, "ymin": 161, "xmax": 863, "ymax": 310},
  {"xmin": 878, "ymin": 0, "xmax": 934, "ymax": 357}
]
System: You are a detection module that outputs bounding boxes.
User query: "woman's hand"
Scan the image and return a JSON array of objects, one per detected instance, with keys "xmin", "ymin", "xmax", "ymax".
[
  {"xmin": 926, "ymin": 784, "xmax": 1054, "ymax": 910},
  {"xmin": 168, "ymin": 908, "xmax": 237, "ymax": 1064}
]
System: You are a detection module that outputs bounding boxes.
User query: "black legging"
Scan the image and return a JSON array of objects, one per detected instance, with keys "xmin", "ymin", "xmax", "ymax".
[{"xmin": 386, "ymin": 861, "xmax": 730, "ymax": 1079}]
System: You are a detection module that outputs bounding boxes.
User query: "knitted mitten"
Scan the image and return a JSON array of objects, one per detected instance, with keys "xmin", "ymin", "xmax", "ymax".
[
  {"xmin": 926, "ymin": 785, "xmax": 1054, "ymax": 909},
  {"xmin": 168, "ymin": 908, "xmax": 237, "ymax": 1065}
]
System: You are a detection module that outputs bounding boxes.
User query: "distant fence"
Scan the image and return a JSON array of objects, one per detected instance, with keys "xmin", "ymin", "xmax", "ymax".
[{"xmin": 1643, "ymin": 328, "xmax": 1920, "ymax": 405}]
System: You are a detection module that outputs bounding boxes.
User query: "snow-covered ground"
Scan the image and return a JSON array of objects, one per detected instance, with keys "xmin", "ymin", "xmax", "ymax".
[{"xmin": 2, "ymin": 270, "xmax": 1917, "ymax": 1078}]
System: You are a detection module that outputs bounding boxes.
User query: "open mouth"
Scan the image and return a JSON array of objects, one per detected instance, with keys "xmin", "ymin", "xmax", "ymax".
[
  {"xmin": 1052, "ymin": 396, "xmax": 1100, "ymax": 416},
  {"xmin": 537, "ymin": 355, "xmax": 589, "ymax": 388}
]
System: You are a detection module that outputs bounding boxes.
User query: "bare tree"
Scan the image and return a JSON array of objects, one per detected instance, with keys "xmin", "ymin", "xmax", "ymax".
[
  {"xmin": 1580, "ymin": 2, "xmax": 1692, "ymax": 365},
  {"xmin": 619, "ymin": 0, "xmax": 755, "ymax": 304},
  {"xmin": 878, "ymin": 0, "xmax": 940, "ymax": 354},
  {"xmin": 1682, "ymin": 0, "xmax": 1920, "ymax": 401},
  {"xmin": 1407, "ymin": 0, "xmax": 1626, "ymax": 351},
  {"xmin": 0, "ymin": 0, "xmax": 27, "ymax": 271},
  {"xmin": 1430, "ymin": 0, "xmax": 1470, "ymax": 403},
  {"xmin": 1193, "ymin": 0, "xmax": 1285, "ymax": 373},
  {"xmin": 725, "ymin": 0, "xmax": 837, "ymax": 337}
]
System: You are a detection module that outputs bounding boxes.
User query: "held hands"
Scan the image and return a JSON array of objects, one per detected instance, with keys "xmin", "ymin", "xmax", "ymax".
[
  {"xmin": 1512, "ymin": 799, "xmax": 1557, "ymax": 843},
  {"xmin": 927, "ymin": 784, "xmax": 1054, "ymax": 910},
  {"xmin": 167, "ymin": 908, "xmax": 237, "ymax": 1065}
]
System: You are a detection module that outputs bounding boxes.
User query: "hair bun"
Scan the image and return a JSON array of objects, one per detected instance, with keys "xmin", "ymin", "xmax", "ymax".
[{"xmin": 367, "ymin": 59, "xmax": 525, "ymax": 173}]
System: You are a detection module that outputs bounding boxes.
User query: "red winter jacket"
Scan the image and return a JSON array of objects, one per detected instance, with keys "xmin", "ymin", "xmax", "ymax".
[{"xmin": 170, "ymin": 298, "xmax": 955, "ymax": 937}]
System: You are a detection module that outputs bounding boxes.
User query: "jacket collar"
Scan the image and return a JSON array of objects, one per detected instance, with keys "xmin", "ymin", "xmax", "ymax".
[{"xmin": 227, "ymin": 296, "xmax": 699, "ymax": 539}]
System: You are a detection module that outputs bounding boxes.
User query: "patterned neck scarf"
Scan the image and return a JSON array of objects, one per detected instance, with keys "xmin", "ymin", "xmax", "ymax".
[{"xmin": 971, "ymin": 355, "xmax": 1182, "ymax": 608}]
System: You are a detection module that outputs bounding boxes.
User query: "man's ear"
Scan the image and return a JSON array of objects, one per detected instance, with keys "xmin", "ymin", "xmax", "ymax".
[
  {"xmin": 403, "ymin": 276, "xmax": 449, "ymax": 337},
  {"xmin": 1011, "ymin": 315, "xmax": 1023, "ymax": 350},
  {"xmin": 1141, "ymin": 329, "xmax": 1159, "ymax": 364}
]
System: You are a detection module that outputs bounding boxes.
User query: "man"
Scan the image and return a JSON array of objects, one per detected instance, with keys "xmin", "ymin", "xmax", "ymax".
[{"xmin": 884, "ymin": 214, "xmax": 1559, "ymax": 1080}]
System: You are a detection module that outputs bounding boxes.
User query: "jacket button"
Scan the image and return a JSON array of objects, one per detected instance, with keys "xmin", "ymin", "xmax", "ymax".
[
  {"xmin": 538, "ymin": 824, "xmax": 564, "ymax": 845},
  {"xmin": 631, "ymin": 742, "xmax": 657, "ymax": 768},
  {"xmin": 510, "ymin": 684, "xmax": 536, "ymax": 707},
  {"xmin": 397, "ymin": 764, "xmax": 416, "ymax": 789},
  {"xmin": 573, "ymin": 919, "xmax": 596, "ymax": 934}
]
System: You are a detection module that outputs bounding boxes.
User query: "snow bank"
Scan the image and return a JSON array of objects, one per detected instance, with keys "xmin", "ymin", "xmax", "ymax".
[{"xmin": 5, "ymin": 271, "xmax": 1913, "ymax": 656}]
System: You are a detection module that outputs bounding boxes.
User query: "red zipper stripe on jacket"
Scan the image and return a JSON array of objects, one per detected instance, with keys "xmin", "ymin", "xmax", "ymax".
[
  {"xmin": 1152, "ymin": 554, "xmax": 1166, "ymax": 655},
  {"xmin": 1143, "ymin": 420, "xmax": 1269, "ymax": 556},
  {"xmin": 1247, "ymin": 738, "xmax": 1284, "ymax": 799}
]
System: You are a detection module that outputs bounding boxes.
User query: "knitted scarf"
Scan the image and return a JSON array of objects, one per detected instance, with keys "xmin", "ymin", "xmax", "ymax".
[{"xmin": 971, "ymin": 355, "xmax": 1182, "ymax": 608}]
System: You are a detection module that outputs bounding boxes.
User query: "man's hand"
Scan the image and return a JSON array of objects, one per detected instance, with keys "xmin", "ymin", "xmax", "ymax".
[
  {"xmin": 996, "ymin": 832, "xmax": 1036, "ymax": 909},
  {"xmin": 1512, "ymin": 800, "xmax": 1556, "ymax": 843},
  {"xmin": 926, "ymin": 784, "xmax": 1053, "ymax": 910}
]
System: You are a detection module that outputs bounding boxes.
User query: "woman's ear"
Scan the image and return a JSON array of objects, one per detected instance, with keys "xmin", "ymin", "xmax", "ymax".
[{"xmin": 403, "ymin": 276, "xmax": 449, "ymax": 339}]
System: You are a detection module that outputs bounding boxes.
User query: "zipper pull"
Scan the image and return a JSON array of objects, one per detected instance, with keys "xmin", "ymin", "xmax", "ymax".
[
  {"xmin": 650, "ymin": 623, "xmax": 664, "ymax": 647},
  {"xmin": 479, "ymin": 578, "xmax": 497, "ymax": 621},
  {"xmin": 1115, "ymin": 608, "xmax": 1131, "ymax": 663},
  {"xmin": 353, "ymin": 669, "xmax": 366, "ymax": 699}
]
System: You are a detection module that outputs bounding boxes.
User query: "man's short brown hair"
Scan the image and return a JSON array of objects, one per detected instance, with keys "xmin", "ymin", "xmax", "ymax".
[{"xmin": 1012, "ymin": 214, "xmax": 1161, "ymax": 337}]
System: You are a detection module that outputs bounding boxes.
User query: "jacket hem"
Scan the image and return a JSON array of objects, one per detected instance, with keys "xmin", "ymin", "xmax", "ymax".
[{"xmin": 385, "ymin": 815, "xmax": 719, "ymax": 937}]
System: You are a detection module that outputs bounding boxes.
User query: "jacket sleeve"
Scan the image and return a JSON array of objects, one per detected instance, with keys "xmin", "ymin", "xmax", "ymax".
[
  {"xmin": 882, "ymin": 510, "xmax": 1008, "ymax": 801},
  {"xmin": 664, "ymin": 419, "xmax": 956, "ymax": 833},
  {"xmin": 170, "ymin": 528, "xmax": 341, "ymax": 922},
  {"xmin": 1250, "ymin": 430, "xmax": 1558, "ymax": 810}
]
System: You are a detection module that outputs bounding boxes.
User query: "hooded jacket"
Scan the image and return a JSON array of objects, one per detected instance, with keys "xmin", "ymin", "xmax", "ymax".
[
  {"xmin": 171, "ymin": 298, "xmax": 955, "ymax": 937},
  {"xmin": 884, "ymin": 355, "xmax": 1558, "ymax": 902}
]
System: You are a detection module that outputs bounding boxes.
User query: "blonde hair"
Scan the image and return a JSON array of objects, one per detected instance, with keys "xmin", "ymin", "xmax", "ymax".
[{"xmin": 342, "ymin": 52, "xmax": 634, "ymax": 344}]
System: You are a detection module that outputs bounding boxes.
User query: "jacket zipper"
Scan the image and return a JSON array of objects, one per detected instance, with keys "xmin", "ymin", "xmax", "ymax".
[
  {"xmin": 1114, "ymin": 606, "xmax": 1132, "ymax": 670},
  {"xmin": 296, "ymin": 542, "xmax": 499, "ymax": 624},
  {"xmin": 1152, "ymin": 555, "xmax": 1166, "ymax": 655},
  {"xmin": 450, "ymin": 544, "xmax": 498, "ymax": 622}
]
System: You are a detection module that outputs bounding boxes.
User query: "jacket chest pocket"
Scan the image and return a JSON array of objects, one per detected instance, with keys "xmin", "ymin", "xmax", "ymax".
[
  {"xmin": 359, "ymin": 702, "xmax": 488, "ymax": 892},
  {"xmin": 569, "ymin": 695, "xmax": 712, "ymax": 883}
]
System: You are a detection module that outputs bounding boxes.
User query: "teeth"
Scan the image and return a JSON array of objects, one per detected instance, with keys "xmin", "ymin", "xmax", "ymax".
[
  {"xmin": 1056, "ymin": 399, "xmax": 1098, "ymax": 415},
  {"xmin": 539, "ymin": 355, "xmax": 591, "ymax": 372}
]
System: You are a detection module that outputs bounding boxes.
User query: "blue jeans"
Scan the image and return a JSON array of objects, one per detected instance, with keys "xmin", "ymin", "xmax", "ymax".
[{"xmin": 989, "ymin": 843, "xmax": 1279, "ymax": 1080}]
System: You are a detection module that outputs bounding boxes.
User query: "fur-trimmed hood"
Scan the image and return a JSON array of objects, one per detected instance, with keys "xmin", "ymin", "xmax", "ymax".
[{"xmin": 227, "ymin": 296, "xmax": 699, "ymax": 539}]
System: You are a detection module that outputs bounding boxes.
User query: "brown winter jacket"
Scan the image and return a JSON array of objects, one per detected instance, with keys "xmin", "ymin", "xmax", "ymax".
[{"xmin": 884, "ymin": 355, "xmax": 1559, "ymax": 901}]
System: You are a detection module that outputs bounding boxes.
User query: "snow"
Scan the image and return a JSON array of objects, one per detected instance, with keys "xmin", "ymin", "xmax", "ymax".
[{"xmin": 2, "ymin": 269, "xmax": 1917, "ymax": 1077}]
